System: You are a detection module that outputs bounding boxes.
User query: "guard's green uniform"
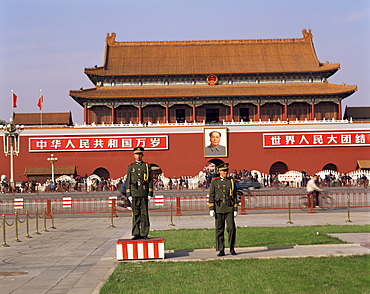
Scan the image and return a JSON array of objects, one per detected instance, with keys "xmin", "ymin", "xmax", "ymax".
[
  {"xmin": 209, "ymin": 176, "xmax": 238, "ymax": 251},
  {"xmin": 126, "ymin": 161, "xmax": 153, "ymax": 237}
]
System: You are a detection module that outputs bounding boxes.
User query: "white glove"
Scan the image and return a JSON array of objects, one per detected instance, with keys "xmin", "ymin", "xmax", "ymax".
[
  {"xmin": 210, "ymin": 210, "xmax": 215, "ymax": 217},
  {"xmin": 234, "ymin": 211, "xmax": 238, "ymax": 218},
  {"xmin": 148, "ymin": 196, "xmax": 151, "ymax": 200},
  {"xmin": 128, "ymin": 196, "xmax": 132, "ymax": 202}
]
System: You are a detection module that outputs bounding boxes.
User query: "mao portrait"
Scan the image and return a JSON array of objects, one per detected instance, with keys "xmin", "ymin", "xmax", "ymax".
[{"xmin": 204, "ymin": 128, "xmax": 228, "ymax": 157}]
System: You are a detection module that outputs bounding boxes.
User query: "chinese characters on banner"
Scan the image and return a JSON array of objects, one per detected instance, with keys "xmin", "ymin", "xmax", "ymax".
[
  {"xmin": 263, "ymin": 132, "xmax": 370, "ymax": 148},
  {"xmin": 29, "ymin": 135, "xmax": 168, "ymax": 152}
]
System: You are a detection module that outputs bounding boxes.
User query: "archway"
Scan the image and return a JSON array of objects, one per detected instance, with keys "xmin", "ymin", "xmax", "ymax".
[
  {"xmin": 150, "ymin": 163, "xmax": 162, "ymax": 179},
  {"xmin": 93, "ymin": 167, "xmax": 110, "ymax": 179},
  {"xmin": 322, "ymin": 163, "xmax": 337, "ymax": 172},
  {"xmin": 207, "ymin": 158, "xmax": 224, "ymax": 167},
  {"xmin": 269, "ymin": 161, "xmax": 288, "ymax": 175}
]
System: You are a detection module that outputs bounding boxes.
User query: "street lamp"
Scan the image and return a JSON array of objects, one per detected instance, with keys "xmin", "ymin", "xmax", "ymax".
[
  {"xmin": 47, "ymin": 154, "xmax": 58, "ymax": 183},
  {"xmin": 2, "ymin": 118, "xmax": 23, "ymax": 190}
]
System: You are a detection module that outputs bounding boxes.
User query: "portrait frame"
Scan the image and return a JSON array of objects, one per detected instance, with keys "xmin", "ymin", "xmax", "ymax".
[{"xmin": 204, "ymin": 127, "xmax": 228, "ymax": 158}]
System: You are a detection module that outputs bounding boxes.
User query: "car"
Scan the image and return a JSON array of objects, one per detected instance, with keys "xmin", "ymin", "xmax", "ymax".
[{"xmin": 235, "ymin": 178, "xmax": 261, "ymax": 192}]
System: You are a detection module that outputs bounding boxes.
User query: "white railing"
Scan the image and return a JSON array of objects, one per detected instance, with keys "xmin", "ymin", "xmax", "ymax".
[{"xmin": 73, "ymin": 118, "xmax": 352, "ymax": 128}]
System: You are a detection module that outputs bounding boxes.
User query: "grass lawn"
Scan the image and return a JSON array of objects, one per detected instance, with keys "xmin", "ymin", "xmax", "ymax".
[
  {"xmin": 101, "ymin": 256, "xmax": 370, "ymax": 294},
  {"xmin": 100, "ymin": 225, "xmax": 370, "ymax": 294},
  {"xmin": 150, "ymin": 224, "xmax": 370, "ymax": 250}
]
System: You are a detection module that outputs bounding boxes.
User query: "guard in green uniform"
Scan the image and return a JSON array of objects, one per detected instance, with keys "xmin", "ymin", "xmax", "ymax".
[
  {"xmin": 126, "ymin": 147, "xmax": 153, "ymax": 240},
  {"xmin": 209, "ymin": 163, "xmax": 238, "ymax": 256}
]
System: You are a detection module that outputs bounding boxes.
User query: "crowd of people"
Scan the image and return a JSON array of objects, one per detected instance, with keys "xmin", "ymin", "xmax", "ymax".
[
  {"xmin": 0, "ymin": 169, "xmax": 368, "ymax": 194},
  {"xmin": 318, "ymin": 173, "xmax": 368, "ymax": 188},
  {"xmin": 0, "ymin": 176, "xmax": 117, "ymax": 194}
]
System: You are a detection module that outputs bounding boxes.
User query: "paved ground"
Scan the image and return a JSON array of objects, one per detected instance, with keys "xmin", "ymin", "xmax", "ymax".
[{"xmin": 0, "ymin": 208, "xmax": 369, "ymax": 294}]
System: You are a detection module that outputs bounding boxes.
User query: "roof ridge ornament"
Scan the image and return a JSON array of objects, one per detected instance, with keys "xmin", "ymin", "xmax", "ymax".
[
  {"xmin": 108, "ymin": 30, "xmax": 313, "ymax": 47},
  {"xmin": 302, "ymin": 29, "xmax": 312, "ymax": 41},
  {"xmin": 106, "ymin": 32, "xmax": 116, "ymax": 46}
]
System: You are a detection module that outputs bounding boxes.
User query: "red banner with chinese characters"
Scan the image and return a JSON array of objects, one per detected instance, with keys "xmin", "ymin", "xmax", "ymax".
[
  {"xmin": 263, "ymin": 132, "xmax": 370, "ymax": 148},
  {"xmin": 29, "ymin": 135, "xmax": 168, "ymax": 152}
]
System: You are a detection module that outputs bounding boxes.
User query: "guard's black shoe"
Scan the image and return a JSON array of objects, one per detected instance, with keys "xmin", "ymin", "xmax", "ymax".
[
  {"xmin": 142, "ymin": 236, "xmax": 149, "ymax": 239},
  {"xmin": 230, "ymin": 249, "xmax": 237, "ymax": 255},
  {"xmin": 217, "ymin": 251, "xmax": 225, "ymax": 257},
  {"xmin": 131, "ymin": 235, "xmax": 141, "ymax": 240}
]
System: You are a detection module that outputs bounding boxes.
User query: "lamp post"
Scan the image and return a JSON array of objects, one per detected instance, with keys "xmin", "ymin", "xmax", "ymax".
[
  {"xmin": 47, "ymin": 154, "xmax": 58, "ymax": 183},
  {"xmin": 2, "ymin": 118, "xmax": 23, "ymax": 191}
]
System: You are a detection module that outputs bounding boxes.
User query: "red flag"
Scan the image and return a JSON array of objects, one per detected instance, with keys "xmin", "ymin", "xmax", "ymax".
[
  {"xmin": 12, "ymin": 93, "xmax": 18, "ymax": 108},
  {"xmin": 37, "ymin": 95, "xmax": 44, "ymax": 110}
]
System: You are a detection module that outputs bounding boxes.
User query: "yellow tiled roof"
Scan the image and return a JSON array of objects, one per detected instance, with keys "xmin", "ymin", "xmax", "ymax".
[
  {"xmin": 13, "ymin": 112, "xmax": 73, "ymax": 125},
  {"xmin": 85, "ymin": 30, "xmax": 339, "ymax": 76},
  {"xmin": 24, "ymin": 166, "xmax": 76, "ymax": 176}
]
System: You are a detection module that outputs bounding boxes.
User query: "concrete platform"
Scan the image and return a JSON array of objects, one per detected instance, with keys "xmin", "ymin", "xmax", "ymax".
[{"xmin": 0, "ymin": 209, "xmax": 369, "ymax": 294}]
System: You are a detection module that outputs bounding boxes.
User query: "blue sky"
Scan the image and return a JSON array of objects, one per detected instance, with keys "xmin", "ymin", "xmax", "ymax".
[{"xmin": 1, "ymin": 0, "xmax": 369, "ymax": 124}]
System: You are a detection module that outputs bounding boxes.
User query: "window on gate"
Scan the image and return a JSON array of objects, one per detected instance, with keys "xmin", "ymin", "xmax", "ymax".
[
  {"xmin": 315, "ymin": 102, "xmax": 336, "ymax": 120},
  {"xmin": 240, "ymin": 108, "xmax": 249, "ymax": 121},
  {"xmin": 90, "ymin": 106, "xmax": 111, "ymax": 124},
  {"xmin": 261, "ymin": 103, "xmax": 282, "ymax": 121},
  {"xmin": 176, "ymin": 109, "xmax": 186, "ymax": 123},
  {"xmin": 206, "ymin": 108, "xmax": 219, "ymax": 123}
]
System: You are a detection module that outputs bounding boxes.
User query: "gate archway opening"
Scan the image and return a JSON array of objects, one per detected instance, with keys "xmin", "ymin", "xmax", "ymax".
[
  {"xmin": 207, "ymin": 159, "xmax": 224, "ymax": 167},
  {"xmin": 150, "ymin": 163, "xmax": 162, "ymax": 179},
  {"xmin": 269, "ymin": 161, "xmax": 288, "ymax": 175},
  {"xmin": 322, "ymin": 163, "xmax": 337, "ymax": 171},
  {"xmin": 93, "ymin": 167, "xmax": 110, "ymax": 179},
  {"xmin": 203, "ymin": 159, "xmax": 225, "ymax": 175}
]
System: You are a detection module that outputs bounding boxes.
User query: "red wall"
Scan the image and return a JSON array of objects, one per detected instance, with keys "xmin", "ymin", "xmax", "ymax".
[{"xmin": 1, "ymin": 129, "xmax": 369, "ymax": 182}]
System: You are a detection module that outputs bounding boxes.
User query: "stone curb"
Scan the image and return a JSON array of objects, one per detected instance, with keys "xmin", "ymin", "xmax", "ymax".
[{"xmin": 163, "ymin": 243, "xmax": 363, "ymax": 254}]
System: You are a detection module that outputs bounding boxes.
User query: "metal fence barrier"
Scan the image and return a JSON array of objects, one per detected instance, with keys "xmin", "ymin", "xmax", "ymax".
[
  {"xmin": 1, "ymin": 207, "xmax": 57, "ymax": 247},
  {"xmin": 0, "ymin": 189, "xmax": 368, "ymax": 216},
  {"xmin": 1, "ymin": 189, "xmax": 367, "ymax": 247}
]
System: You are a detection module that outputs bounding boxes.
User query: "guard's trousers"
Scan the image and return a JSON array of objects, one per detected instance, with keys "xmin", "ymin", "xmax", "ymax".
[
  {"xmin": 131, "ymin": 196, "xmax": 150, "ymax": 237},
  {"xmin": 215, "ymin": 212, "xmax": 236, "ymax": 251}
]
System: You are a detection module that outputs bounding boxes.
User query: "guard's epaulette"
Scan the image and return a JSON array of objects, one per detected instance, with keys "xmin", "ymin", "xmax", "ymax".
[
  {"xmin": 130, "ymin": 161, "xmax": 148, "ymax": 164},
  {"xmin": 212, "ymin": 177, "xmax": 220, "ymax": 181}
]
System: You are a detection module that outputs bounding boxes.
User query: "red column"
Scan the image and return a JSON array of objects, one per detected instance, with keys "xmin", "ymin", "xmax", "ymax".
[
  {"xmin": 138, "ymin": 105, "xmax": 142, "ymax": 124},
  {"xmin": 165, "ymin": 105, "xmax": 169, "ymax": 123},
  {"xmin": 311, "ymin": 103, "xmax": 315, "ymax": 120},
  {"xmin": 192, "ymin": 105, "xmax": 196, "ymax": 122},
  {"xmin": 284, "ymin": 103, "xmax": 288, "ymax": 121},
  {"xmin": 84, "ymin": 105, "xmax": 89, "ymax": 124},
  {"xmin": 337, "ymin": 101, "xmax": 342, "ymax": 120},
  {"xmin": 84, "ymin": 105, "xmax": 88, "ymax": 124},
  {"xmin": 256, "ymin": 103, "xmax": 261, "ymax": 121},
  {"xmin": 230, "ymin": 104, "xmax": 234, "ymax": 122},
  {"xmin": 111, "ymin": 106, "xmax": 115, "ymax": 124}
]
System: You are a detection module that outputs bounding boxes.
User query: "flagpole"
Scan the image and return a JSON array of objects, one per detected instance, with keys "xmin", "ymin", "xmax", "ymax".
[
  {"xmin": 11, "ymin": 90, "xmax": 14, "ymax": 115},
  {"xmin": 11, "ymin": 90, "xmax": 17, "ymax": 120},
  {"xmin": 40, "ymin": 89, "xmax": 43, "ymax": 127}
]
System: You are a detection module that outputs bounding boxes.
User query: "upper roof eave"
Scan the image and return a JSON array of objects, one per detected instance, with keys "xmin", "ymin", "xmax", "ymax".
[
  {"xmin": 69, "ymin": 83, "xmax": 357, "ymax": 100},
  {"xmin": 84, "ymin": 63, "xmax": 340, "ymax": 77}
]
